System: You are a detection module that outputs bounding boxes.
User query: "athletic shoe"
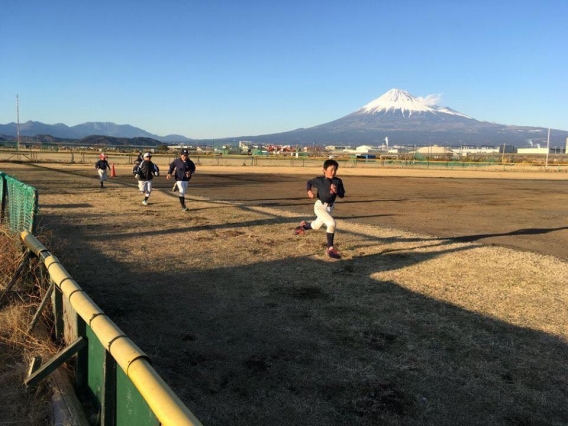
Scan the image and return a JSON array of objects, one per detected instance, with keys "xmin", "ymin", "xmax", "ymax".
[
  {"xmin": 182, "ymin": 206, "xmax": 188, "ymax": 211},
  {"xmin": 172, "ymin": 183, "xmax": 178, "ymax": 192},
  {"xmin": 294, "ymin": 221, "xmax": 306, "ymax": 236},
  {"xmin": 326, "ymin": 247, "xmax": 341, "ymax": 259},
  {"xmin": 142, "ymin": 200, "xmax": 148, "ymax": 206}
]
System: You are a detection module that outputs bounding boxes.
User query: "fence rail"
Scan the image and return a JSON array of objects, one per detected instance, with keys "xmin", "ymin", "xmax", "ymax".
[
  {"xmin": 21, "ymin": 230, "xmax": 202, "ymax": 426},
  {"xmin": 0, "ymin": 170, "xmax": 202, "ymax": 425},
  {"xmin": 3, "ymin": 149, "xmax": 568, "ymax": 171}
]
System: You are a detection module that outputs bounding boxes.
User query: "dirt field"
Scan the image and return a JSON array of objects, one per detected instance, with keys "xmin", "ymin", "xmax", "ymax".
[
  {"xmin": 2, "ymin": 161, "xmax": 568, "ymax": 425},
  {"xmin": 185, "ymin": 166, "xmax": 568, "ymax": 260}
]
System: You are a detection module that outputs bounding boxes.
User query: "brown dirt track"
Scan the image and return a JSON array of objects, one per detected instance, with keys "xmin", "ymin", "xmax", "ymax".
[
  {"xmin": 183, "ymin": 166, "xmax": 568, "ymax": 260},
  {"xmin": 2, "ymin": 161, "xmax": 568, "ymax": 426}
]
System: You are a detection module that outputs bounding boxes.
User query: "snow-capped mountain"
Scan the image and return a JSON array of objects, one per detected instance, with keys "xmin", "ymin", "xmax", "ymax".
[
  {"xmin": 231, "ymin": 88, "xmax": 568, "ymax": 147},
  {"xmin": 1, "ymin": 89, "xmax": 567, "ymax": 147},
  {"xmin": 359, "ymin": 88, "xmax": 471, "ymax": 119}
]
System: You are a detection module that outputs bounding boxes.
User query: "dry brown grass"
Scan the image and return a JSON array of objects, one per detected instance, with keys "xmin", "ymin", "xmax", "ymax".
[
  {"xmin": 1, "ymin": 161, "xmax": 568, "ymax": 426},
  {"xmin": 0, "ymin": 230, "xmax": 56, "ymax": 425}
]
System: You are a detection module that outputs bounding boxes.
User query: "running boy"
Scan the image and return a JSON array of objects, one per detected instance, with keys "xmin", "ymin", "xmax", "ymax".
[
  {"xmin": 166, "ymin": 149, "xmax": 196, "ymax": 211},
  {"xmin": 133, "ymin": 152, "xmax": 160, "ymax": 206},
  {"xmin": 95, "ymin": 153, "xmax": 111, "ymax": 188},
  {"xmin": 294, "ymin": 159, "xmax": 345, "ymax": 259}
]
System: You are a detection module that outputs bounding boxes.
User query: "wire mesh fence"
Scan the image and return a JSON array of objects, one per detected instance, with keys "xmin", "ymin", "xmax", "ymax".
[{"xmin": 0, "ymin": 171, "xmax": 39, "ymax": 234}]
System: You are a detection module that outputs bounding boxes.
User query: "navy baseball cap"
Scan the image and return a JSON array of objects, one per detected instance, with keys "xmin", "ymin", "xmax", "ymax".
[{"xmin": 180, "ymin": 149, "xmax": 189, "ymax": 155}]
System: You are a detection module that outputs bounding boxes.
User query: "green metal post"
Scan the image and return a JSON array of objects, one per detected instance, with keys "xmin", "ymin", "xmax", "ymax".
[{"xmin": 52, "ymin": 282, "xmax": 64, "ymax": 341}]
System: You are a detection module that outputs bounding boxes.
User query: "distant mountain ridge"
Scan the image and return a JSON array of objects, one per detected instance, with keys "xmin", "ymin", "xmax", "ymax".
[
  {"xmin": 1, "ymin": 89, "xmax": 567, "ymax": 147},
  {"xmin": 0, "ymin": 120, "xmax": 192, "ymax": 143}
]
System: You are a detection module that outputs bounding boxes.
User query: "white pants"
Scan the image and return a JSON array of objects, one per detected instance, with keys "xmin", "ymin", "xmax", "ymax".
[
  {"xmin": 175, "ymin": 181, "xmax": 189, "ymax": 196},
  {"xmin": 138, "ymin": 180, "xmax": 152, "ymax": 197},
  {"xmin": 97, "ymin": 169, "xmax": 108, "ymax": 181},
  {"xmin": 310, "ymin": 200, "xmax": 336, "ymax": 233}
]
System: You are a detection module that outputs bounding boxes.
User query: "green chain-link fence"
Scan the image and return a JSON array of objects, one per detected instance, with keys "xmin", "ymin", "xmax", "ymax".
[{"xmin": 0, "ymin": 171, "xmax": 39, "ymax": 234}]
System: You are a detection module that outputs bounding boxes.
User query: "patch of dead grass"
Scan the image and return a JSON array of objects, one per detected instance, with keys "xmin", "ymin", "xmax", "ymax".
[
  {"xmin": 3, "ymin": 162, "xmax": 568, "ymax": 425},
  {"xmin": 0, "ymin": 230, "xmax": 56, "ymax": 425}
]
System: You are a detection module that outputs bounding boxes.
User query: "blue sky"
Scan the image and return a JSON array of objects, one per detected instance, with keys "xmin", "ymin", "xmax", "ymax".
[{"xmin": 2, "ymin": 1, "xmax": 567, "ymax": 139}]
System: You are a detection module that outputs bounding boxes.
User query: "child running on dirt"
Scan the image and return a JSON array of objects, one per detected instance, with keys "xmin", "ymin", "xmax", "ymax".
[
  {"xmin": 133, "ymin": 152, "xmax": 159, "ymax": 206},
  {"xmin": 95, "ymin": 153, "xmax": 111, "ymax": 188},
  {"xmin": 294, "ymin": 159, "xmax": 345, "ymax": 259},
  {"xmin": 166, "ymin": 149, "xmax": 196, "ymax": 211}
]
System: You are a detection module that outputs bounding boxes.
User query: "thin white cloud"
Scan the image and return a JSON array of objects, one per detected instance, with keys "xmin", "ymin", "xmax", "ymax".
[{"xmin": 418, "ymin": 93, "xmax": 443, "ymax": 106}]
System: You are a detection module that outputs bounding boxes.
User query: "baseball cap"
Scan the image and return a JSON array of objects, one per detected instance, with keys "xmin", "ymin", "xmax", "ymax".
[
  {"xmin": 143, "ymin": 152, "xmax": 152, "ymax": 158},
  {"xmin": 180, "ymin": 149, "xmax": 189, "ymax": 155}
]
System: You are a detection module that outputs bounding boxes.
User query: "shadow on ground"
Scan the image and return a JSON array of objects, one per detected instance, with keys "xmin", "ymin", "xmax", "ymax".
[
  {"xmin": 42, "ymin": 213, "xmax": 568, "ymax": 426},
  {"xmin": 6, "ymin": 162, "xmax": 568, "ymax": 426}
]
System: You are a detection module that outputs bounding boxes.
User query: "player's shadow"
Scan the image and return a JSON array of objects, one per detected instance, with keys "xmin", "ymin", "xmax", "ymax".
[
  {"xmin": 333, "ymin": 198, "xmax": 407, "ymax": 205},
  {"xmin": 447, "ymin": 226, "xmax": 568, "ymax": 243},
  {"xmin": 39, "ymin": 203, "xmax": 93, "ymax": 209},
  {"xmin": 253, "ymin": 198, "xmax": 406, "ymax": 208},
  {"xmin": 337, "ymin": 213, "xmax": 395, "ymax": 220}
]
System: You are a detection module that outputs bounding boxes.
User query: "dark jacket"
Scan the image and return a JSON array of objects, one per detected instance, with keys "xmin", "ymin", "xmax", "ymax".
[
  {"xmin": 95, "ymin": 159, "xmax": 110, "ymax": 170},
  {"xmin": 168, "ymin": 157, "xmax": 196, "ymax": 181},
  {"xmin": 306, "ymin": 176, "xmax": 345, "ymax": 205},
  {"xmin": 133, "ymin": 160, "xmax": 159, "ymax": 181}
]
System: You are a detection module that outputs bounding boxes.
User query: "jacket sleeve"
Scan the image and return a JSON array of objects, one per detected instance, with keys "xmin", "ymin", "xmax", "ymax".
[
  {"xmin": 306, "ymin": 178, "xmax": 314, "ymax": 191},
  {"xmin": 167, "ymin": 161, "xmax": 175, "ymax": 175},
  {"xmin": 333, "ymin": 178, "xmax": 345, "ymax": 198}
]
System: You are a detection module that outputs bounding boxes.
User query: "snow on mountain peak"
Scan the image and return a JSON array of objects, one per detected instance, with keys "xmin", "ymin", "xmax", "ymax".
[{"xmin": 359, "ymin": 88, "xmax": 470, "ymax": 118}]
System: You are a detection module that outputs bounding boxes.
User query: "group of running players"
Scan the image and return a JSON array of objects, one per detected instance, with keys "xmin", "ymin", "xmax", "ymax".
[{"xmin": 97, "ymin": 152, "xmax": 345, "ymax": 259}]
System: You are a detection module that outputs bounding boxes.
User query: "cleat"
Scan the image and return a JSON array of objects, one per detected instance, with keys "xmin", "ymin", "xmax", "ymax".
[
  {"xmin": 182, "ymin": 206, "xmax": 188, "ymax": 211},
  {"xmin": 142, "ymin": 200, "xmax": 148, "ymax": 206},
  {"xmin": 172, "ymin": 183, "xmax": 178, "ymax": 192},
  {"xmin": 294, "ymin": 221, "xmax": 307, "ymax": 236},
  {"xmin": 326, "ymin": 247, "xmax": 341, "ymax": 259}
]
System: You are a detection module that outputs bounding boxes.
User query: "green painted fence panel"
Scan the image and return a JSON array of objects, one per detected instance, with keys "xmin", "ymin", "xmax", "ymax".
[
  {"xmin": 85, "ymin": 326, "xmax": 158, "ymax": 425},
  {"xmin": 116, "ymin": 367, "xmax": 159, "ymax": 426},
  {"xmin": 86, "ymin": 326, "xmax": 105, "ymax": 412}
]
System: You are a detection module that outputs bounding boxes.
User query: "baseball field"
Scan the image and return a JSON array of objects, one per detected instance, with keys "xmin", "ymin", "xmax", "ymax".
[{"xmin": 2, "ymin": 160, "xmax": 568, "ymax": 425}]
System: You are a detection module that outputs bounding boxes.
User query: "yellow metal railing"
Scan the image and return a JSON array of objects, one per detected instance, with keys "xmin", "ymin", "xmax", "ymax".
[{"xmin": 21, "ymin": 230, "xmax": 202, "ymax": 426}]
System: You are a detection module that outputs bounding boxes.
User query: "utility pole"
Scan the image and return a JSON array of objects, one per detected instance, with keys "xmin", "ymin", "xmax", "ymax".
[
  {"xmin": 545, "ymin": 128, "xmax": 550, "ymax": 168},
  {"xmin": 16, "ymin": 94, "xmax": 21, "ymax": 151}
]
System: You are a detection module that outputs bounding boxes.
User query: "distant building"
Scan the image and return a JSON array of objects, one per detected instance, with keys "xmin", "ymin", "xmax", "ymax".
[
  {"xmin": 517, "ymin": 147, "xmax": 549, "ymax": 155},
  {"xmin": 324, "ymin": 145, "xmax": 352, "ymax": 152},
  {"xmin": 454, "ymin": 145, "xmax": 500, "ymax": 156},
  {"xmin": 416, "ymin": 145, "xmax": 454, "ymax": 156}
]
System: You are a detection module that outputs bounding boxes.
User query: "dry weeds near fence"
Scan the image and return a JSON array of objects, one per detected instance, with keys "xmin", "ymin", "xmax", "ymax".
[
  {"xmin": 0, "ymin": 229, "xmax": 55, "ymax": 425},
  {"xmin": 1, "ymin": 162, "xmax": 568, "ymax": 425}
]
